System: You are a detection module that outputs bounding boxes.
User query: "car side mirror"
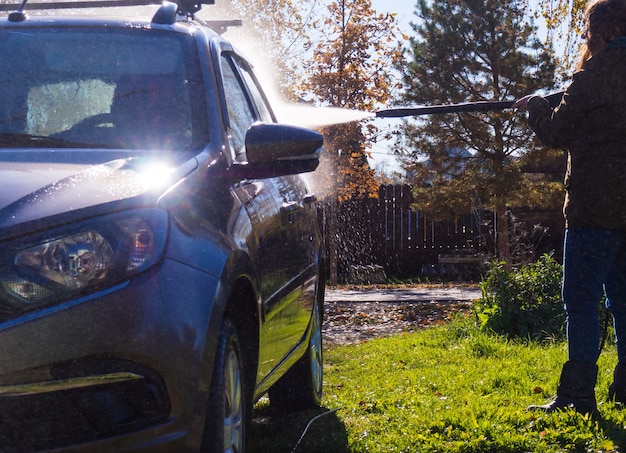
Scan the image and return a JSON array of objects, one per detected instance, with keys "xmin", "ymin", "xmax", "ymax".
[{"xmin": 226, "ymin": 123, "xmax": 322, "ymax": 180}]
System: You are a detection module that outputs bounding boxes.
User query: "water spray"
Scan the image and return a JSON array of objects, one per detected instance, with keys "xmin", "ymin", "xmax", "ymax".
[{"xmin": 275, "ymin": 92, "xmax": 564, "ymax": 128}]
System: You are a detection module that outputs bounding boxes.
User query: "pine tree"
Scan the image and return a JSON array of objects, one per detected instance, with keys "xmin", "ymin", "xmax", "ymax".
[{"xmin": 396, "ymin": 0, "xmax": 560, "ymax": 264}]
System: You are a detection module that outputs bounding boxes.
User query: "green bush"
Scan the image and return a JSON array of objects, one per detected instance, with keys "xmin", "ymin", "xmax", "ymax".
[{"xmin": 475, "ymin": 253, "xmax": 566, "ymax": 341}]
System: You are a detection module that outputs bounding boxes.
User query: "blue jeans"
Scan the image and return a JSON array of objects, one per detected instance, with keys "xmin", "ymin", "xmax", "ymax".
[{"xmin": 563, "ymin": 227, "xmax": 626, "ymax": 364}]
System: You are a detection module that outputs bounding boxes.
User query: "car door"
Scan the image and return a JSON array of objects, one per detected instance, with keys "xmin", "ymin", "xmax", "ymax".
[
  {"xmin": 273, "ymin": 173, "xmax": 319, "ymax": 328},
  {"xmin": 218, "ymin": 52, "xmax": 310, "ymax": 380},
  {"xmin": 228, "ymin": 58, "xmax": 319, "ymax": 310}
]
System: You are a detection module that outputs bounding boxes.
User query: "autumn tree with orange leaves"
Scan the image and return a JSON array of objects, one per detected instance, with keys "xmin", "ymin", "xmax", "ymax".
[
  {"xmin": 297, "ymin": 0, "xmax": 402, "ymax": 283},
  {"xmin": 299, "ymin": 0, "xmax": 403, "ymax": 202}
]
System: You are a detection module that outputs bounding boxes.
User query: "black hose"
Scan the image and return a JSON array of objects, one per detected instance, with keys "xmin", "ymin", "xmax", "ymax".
[{"xmin": 290, "ymin": 408, "xmax": 340, "ymax": 453}]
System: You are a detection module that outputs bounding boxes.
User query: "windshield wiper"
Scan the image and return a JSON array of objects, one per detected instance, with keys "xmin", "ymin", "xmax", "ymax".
[{"xmin": 0, "ymin": 133, "xmax": 109, "ymax": 149}]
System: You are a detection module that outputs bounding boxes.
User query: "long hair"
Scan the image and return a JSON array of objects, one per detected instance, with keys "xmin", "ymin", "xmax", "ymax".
[{"xmin": 576, "ymin": 0, "xmax": 626, "ymax": 69}]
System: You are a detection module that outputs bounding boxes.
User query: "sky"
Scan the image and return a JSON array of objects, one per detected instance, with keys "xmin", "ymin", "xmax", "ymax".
[
  {"xmin": 371, "ymin": 0, "xmax": 415, "ymax": 31},
  {"xmin": 368, "ymin": 1, "xmax": 416, "ymax": 175}
]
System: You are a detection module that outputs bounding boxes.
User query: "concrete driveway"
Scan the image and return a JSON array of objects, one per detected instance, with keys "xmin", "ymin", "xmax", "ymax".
[{"xmin": 325, "ymin": 285, "xmax": 481, "ymax": 304}]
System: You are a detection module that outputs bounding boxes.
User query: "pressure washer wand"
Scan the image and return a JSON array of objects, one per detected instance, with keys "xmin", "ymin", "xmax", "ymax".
[
  {"xmin": 375, "ymin": 91, "xmax": 564, "ymax": 119},
  {"xmin": 376, "ymin": 100, "xmax": 515, "ymax": 118}
]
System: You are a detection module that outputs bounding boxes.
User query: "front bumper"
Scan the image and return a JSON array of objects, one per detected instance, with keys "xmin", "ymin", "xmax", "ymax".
[{"xmin": 0, "ymin": 258, "xmax": 221, "ymax": 452}]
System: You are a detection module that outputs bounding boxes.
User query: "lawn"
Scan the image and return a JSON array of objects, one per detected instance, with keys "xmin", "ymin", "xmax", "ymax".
[{"xmin": 252, "ymin": 315, "xmax": 626, "ymax": 452}]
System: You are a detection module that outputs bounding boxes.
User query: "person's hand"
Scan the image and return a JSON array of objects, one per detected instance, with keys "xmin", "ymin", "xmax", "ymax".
[{"xmin": 512, "ymin": 94, "xmax": 534, "ymax": 111}]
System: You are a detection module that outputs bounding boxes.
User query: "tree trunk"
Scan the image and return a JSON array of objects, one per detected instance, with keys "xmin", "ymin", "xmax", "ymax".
[{"xmin": 495, "ymin": 200, "xmax": 511, "ymax": 267}]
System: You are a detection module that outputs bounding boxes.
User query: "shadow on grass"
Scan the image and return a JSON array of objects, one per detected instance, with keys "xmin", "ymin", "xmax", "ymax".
[
  {"xmin": 599, "ymin": 416, "xmax": 626, "ymax": 450},
  {"xmin": 249, "ymin": 405, "xmax": 349, "ymax": 453}
]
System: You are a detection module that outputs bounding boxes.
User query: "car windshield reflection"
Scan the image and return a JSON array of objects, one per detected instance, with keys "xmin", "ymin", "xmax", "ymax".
[{"xmin": 0, "ymin": 28, "xmax": 208, "ymax": 150}]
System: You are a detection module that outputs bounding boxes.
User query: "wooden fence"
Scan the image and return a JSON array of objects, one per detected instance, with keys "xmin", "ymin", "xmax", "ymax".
[{"xmin": 320, "ymin": 184, "xmax": 563, "ymax": 282}]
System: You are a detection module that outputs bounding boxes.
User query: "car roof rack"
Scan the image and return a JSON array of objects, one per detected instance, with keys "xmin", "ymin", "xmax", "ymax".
[{"xmin": 0, "ymin": 0, "xmax": 237, "ymax": 26}]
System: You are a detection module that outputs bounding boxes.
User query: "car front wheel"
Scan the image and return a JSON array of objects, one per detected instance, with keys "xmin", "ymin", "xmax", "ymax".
[
  {"xmin": 269, "ymin": 303, "xmax": 323, "ymax": 411},
  {"xmin": 202, "ymin": 319, "xmax": 246, "ymax": 453}
]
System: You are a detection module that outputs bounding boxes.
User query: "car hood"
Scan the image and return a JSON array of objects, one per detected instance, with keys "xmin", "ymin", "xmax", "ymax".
[{"xmin": 0, "ymin": 150, "xmax": 198, "ymax": 229}]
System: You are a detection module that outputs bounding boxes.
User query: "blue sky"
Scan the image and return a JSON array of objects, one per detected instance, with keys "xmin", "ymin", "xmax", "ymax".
[
  {"xmin": 368, "ymin": 1, "xmax": 416, "ymax": 174},
  {"xmin": 370, "ymin": 0, "xmax": 415, "ymax": 32}
]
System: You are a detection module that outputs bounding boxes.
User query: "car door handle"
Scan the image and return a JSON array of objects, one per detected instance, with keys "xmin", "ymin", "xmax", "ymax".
[
  {"xmin": 280, "ymin": 201, "xmax": 301, "ymax": 225},
  {"xmin": 303, "ymin": 194, "xmax": 317, "ymax": 205},
  {"xmin": 280, "ymin": 201, "xmax": 301, "ymax": 214}
]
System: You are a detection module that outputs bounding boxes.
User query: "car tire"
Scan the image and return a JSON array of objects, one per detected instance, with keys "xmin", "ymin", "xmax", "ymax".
[
  {"xmin": 269, "ymin": 302, "xmax": 323, "ymax": 412},
  {"xmin": 202, "ymin": 319, "xmax": 246, "ymax": 453}
]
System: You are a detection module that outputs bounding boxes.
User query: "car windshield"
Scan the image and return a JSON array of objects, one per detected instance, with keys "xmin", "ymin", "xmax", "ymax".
[{"xmin": 0, "ymin": 27, "xmax": 208, "ymax": 150}]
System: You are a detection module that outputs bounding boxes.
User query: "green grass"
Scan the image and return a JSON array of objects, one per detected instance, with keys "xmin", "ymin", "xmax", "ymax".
[{"xmin": 252, "ymin": 315, "xmax": 626, "ymax": 452}]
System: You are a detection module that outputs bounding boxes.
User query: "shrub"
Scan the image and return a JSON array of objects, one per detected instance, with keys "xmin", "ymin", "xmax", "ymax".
[{"xmin": 475, "ymin": 253, "xmax": 565, "ymax": 341}]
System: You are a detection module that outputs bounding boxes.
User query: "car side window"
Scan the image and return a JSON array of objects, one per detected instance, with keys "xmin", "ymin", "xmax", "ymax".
[
  {"xmin": 237, "ymin": 62, "xmax": 274, "ymax": 124},
  {"xmin": 220, "ymin": 55, "xmax": 256, "ymax": 162}
]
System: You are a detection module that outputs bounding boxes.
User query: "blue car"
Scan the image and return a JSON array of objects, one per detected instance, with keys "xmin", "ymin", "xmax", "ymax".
[{"xmin": 0, "ymin": 1, "xmax": 325, "ymax": 451}]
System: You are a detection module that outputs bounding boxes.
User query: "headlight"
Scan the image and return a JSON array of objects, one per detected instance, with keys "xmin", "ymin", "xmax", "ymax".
[{"xmin": 0, "ymin": 208, "xmax": 168, "ymax": 313}]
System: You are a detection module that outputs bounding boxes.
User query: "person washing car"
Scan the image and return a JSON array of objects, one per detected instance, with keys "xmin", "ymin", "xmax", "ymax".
[{"xmin": 514, "ymin": 0, "xmax": 626, "ymax": 415}]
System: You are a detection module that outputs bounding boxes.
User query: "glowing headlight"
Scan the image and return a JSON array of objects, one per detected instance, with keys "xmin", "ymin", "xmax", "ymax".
[{"xmin": 0, "ymin": 209, "xmax": 167, "ymax": 311}]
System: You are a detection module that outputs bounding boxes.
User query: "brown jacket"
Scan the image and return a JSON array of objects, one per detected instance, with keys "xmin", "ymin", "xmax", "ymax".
[{"xmin": 528, "ymin": 37, "xmax": 626, "ymax": 230}]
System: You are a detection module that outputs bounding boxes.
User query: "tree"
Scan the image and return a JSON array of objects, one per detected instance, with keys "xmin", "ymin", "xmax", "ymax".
[
  {"xmin": 207, "ymin": 0, "xmax": 402, "ymax": 201},
  {"xmin": 298, "ymin": 0, "xmax": 402, "ymax": 283},
  {"xmin": 395, "ymin": 0, "xmax": 559, "ymax": 264},
  {"xmin": 299, "ymin": 0, "xmax": 402, "ymax": 201}
]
